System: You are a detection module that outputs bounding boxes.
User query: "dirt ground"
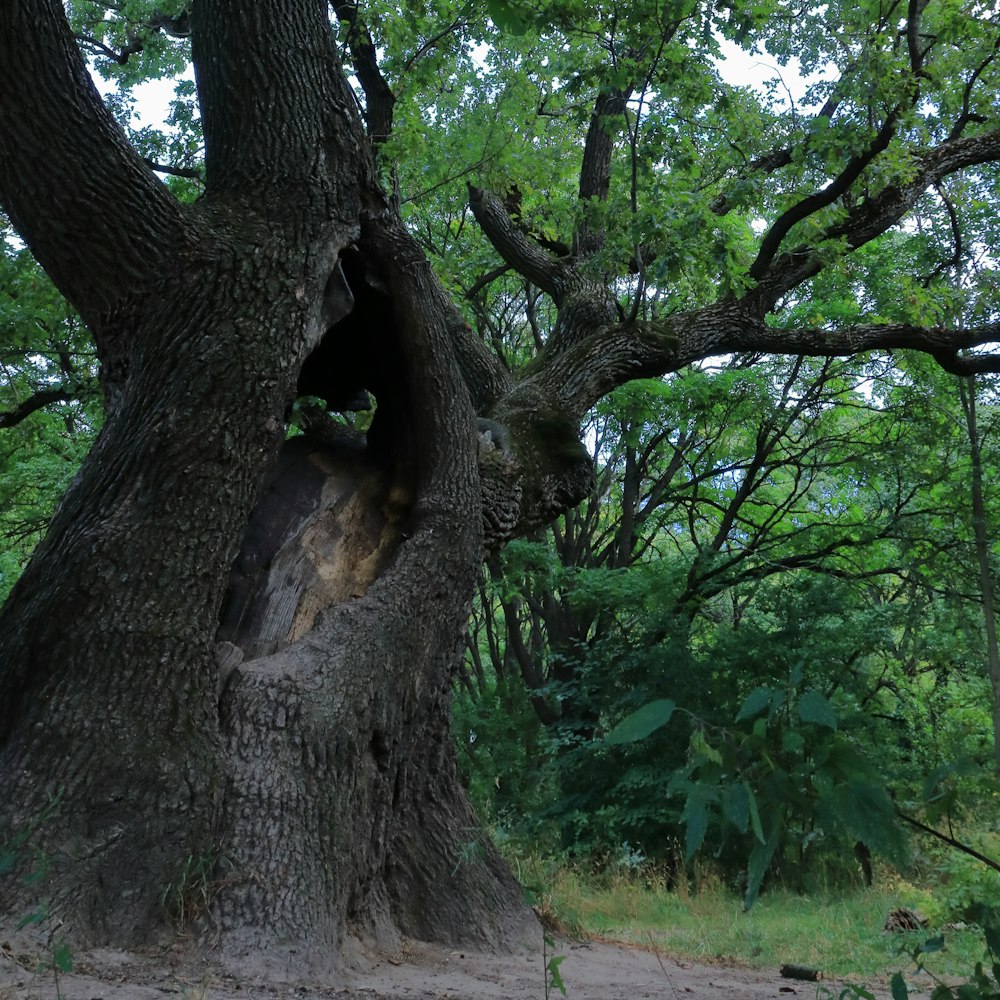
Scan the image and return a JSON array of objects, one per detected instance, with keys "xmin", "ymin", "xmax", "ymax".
[{"xmin": 0, "ymin": 937, "xmax": 940, "ymax": 1000}]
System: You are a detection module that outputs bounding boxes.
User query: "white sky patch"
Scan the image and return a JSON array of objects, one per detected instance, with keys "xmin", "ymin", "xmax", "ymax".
[
  {"xmin": 131, "ymin": 72, "xmax": 193, "ymax": 126},
  {"xmin": 712, "ymin": 37, "xmax": 834, "ymax": 110},
  {"xmin": 89, "ymin": 66, "xmax": 193, "ymax": 131}
]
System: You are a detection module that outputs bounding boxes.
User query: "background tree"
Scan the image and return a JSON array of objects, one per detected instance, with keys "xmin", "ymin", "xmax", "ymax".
[
  {"xmin": 1, "ymin": 0, "xmax": 999, "ymax": 972},
  {"xmin": 458, "ymin": 348, "xmax": 998, "ymax": 884}
]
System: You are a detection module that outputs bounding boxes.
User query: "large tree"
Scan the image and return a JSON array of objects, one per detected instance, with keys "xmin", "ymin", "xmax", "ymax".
[{"xmin": 1, "ymin": 0, "xmax": 999, "ymax": 972}]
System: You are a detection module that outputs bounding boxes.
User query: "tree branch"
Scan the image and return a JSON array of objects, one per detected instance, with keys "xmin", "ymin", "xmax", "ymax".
[
  {"xmin": 948, "ymin": 33, "xmax": 999, "ymax": 141},
  {"xmin": 0, "ymin": 388, "xmax": 74, "ymax": 428},
  {"xmin": 716, "ymin": 318, "xmax": 1000, "ymax": 374},
  {"xmin": 0, "ymin": 0, "xmax": 186, "ymax": 325},
  {"xmin": 750, "ymin": 128, "xmax": 1000, "ymax": 309},
  {"xmin": 142, "ymin": 158, "xmax": 202, "ymax": 179},
  {"xmin": 897, "ymin": 810, "xmax": 1000, "ymax": 874},
  {"xmin": 330, "ymin": 0, "xmax": 396, "ymax": 145},
  {"xmin": 920, "ymin": 181, "xmax": 962, "ymax": 285},
  {"xmin": 468, "ymin": 185, "xmax": 570, "ymax": 301},
  {"xmin": 575, "ymin": 87, "xmax": 630, "ymax": 257},
  {"xmin": 74, "ymin": 31, "xmax": 146, "ymax": 64},
  {"xmin": 525, "ymin": 301, "xmax": 1000, "ymax": 421},
  {"xmin": 748, "ymin": 110, "xmax": 900, "ymax": 282},
  {"xmin": 464, "ymin": 263, "xmax": 512, "ymax": 300},
  {"xmin": 73, "ymin": 8, "xmax": 190, "ymax": 64}
]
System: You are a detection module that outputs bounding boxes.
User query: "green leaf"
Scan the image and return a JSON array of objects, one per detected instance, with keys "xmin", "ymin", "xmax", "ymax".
[
  {"xmin": 683, "ymin": 789, "xmax": 711, "ymax": 860},
  {"xmin": 690, "ymin": 727, "xmax": 722, "ymax": 765},
  {"xmin": 798, "ymin": 689, "xmax": 838, "ymax": 730},
  {"xmin": 954, "ymin": 985, "xmax": 980, "ymax": 1000},
  {"xmin": 891, "ymin": 972, "xmax": 909, "ymax": 1000},
  {"xmin": 745, "ymin": 782, "xmax": 766, "ymax": 844},
  {"xmin": 605, "ymin": 699, "xmax": 675, "ymax": 745},
  {"xmin": 52, "ymin": 942, "xmax": 73, "ymax": 974},
  {"xmin": 723, "ymin": 782, "xmax": 749, "ymax": 832},
  {"xmin": 486, "ymin": 0, "xmax": 531, "ymax": 34},
  {"xmin": 736, "ymin": 687, "xmax": 773, "ymax": 722},
  {"xmin": 744, "ymin": 810, "xmax": 783, "ymax": 909},
  {"xmin": 546, "ymin": 954, "xmax": 567, "ymax": 996},
  {"xmin": 781, "ymin": 729, "xmax": 805, "ymax": 753}
]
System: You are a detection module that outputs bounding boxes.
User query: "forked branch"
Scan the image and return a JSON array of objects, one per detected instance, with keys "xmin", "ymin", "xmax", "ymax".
[{"xmin": 751, "ymin": 127, "xmax": 1000, "ymax": 309}]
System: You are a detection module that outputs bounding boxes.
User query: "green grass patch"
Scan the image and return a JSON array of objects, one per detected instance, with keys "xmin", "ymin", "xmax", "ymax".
[{"xmin": 526, "ymin": 862, "xmax": 993, "ymax": 983}]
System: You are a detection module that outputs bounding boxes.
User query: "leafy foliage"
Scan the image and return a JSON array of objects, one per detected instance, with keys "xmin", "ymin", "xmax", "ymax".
[
  {"xmin": 459, "ymin": 348, "xmax": 1000, "ymax": 896},
  {"xmin": 0, "ymin": 235, "xmax": 101, "ymax": 601}
]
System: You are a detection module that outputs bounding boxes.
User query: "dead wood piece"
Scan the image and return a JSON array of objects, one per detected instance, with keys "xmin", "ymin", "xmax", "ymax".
[
  {"xmin": 885, "ymin": 908, "xmax": 929, "ymax": 932},
  {"xmin": 780, "ymin": 964, "xmax": 823, "ymax": 981}
]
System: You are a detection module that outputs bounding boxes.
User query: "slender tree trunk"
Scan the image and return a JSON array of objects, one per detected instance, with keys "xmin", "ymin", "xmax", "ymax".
[{"xmin": 959, "ymin": 375, "xmax": 1000, "ymax": 776}]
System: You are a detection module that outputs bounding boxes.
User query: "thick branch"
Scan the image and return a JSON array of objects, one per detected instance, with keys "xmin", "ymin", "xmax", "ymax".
[
  {"xmin": 575, "ymin": 88, "xmax": 629, "ymax": 257},
  {"xmin": 468, "ymin": 186, "xmax": 570, "ymax": 301},
  {"xmin": 0, "ymin": 0, "xmax": 186, "ymax": 325},
  {"xmin": 716, "ymin": 319, "xmax": 1000, "ymax": 374},
  {"xmin": 905, "ymin": 0, "xmax": 931, "ymax": 78},
  {"xmin": 191, "ymin": 0, "xmax": 365, "ymax": 199},
  {"xmin": 0, "ymin": 388, "xmax": 74, "ymax": 428},
  {"xmin": 331, "ymin": 0, "xmax": 396, "ymax": 145},
  {"xmin": 527, "ymin": 300, "xmax": 1000, "ymax": 421}
]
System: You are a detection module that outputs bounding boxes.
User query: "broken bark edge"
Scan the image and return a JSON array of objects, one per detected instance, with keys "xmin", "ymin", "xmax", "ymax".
[{"xmin": 780, "ymin": 964, "xmax": 823, "ymax": 981}]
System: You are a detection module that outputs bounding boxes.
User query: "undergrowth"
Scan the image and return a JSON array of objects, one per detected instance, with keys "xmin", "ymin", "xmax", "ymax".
[{"xmin": 499, "ymin": 840, "xmax": 996, "ymax": 983}]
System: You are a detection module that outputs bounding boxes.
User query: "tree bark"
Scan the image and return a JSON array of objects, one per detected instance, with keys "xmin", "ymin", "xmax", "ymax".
[{"xmin": 0, "ymin": 0, "xmax": 537, "ymax": 969}]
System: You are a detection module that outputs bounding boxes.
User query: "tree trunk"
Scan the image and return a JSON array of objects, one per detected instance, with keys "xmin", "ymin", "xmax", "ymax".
[
  {"xmin": 15, "ymin": 0, "xmax": 999, "ymax": 968},
  {"xmin": 0, "ymin": 1, "xmax": 542, "ymax": 965},
  {"xmin": 959, "ymin": 375, "xmax": 1000, "ymax": 776},
  {"xmin": 0, "ymin": 227, "xmax": 537, "ymax": 968}
]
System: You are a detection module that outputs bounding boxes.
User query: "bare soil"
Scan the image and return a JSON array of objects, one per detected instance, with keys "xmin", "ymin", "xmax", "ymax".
[{"xmin": 0, "ymin": 937, "xmax": 936, "ymax": 1000}]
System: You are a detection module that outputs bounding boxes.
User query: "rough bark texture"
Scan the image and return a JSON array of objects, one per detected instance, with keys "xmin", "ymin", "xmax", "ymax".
[{"xmin": 0, "ymin": 0, "xmax": 538, "ymax": 969}]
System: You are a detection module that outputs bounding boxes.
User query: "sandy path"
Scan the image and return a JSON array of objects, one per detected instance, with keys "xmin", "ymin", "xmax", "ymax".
[{"xmin": 0, "ymin": 938, "xmax": 928, "ymax": 999}]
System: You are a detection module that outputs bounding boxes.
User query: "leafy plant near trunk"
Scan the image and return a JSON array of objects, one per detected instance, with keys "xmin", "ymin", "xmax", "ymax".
[
  {"xmin": 543, "ymin": 932, "xmax": 568, "ymax": 998},
  {"xmin": 607, "ymin": 664, "xmax": 907, "ymax": 907},
  {"xmin": 1, "ymin": 799, "xmax": 74, "ymax": 993},
  {"xmin": 159, "ymin": 850, "xmax": 223, "ymax": 934}
]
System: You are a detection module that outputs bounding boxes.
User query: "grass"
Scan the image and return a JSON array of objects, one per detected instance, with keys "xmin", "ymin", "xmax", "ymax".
[{"xmin": 518, "ymin": 858, "xmax": 993, "ymax": 984}]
